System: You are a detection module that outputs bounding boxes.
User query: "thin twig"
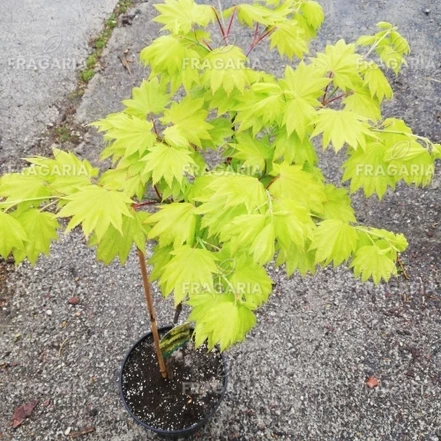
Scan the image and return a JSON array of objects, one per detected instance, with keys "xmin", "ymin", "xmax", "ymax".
[
  {"xmin": 118, "ymin": 54, "xmax": 132, "ymax": 76},
  {"xmin": 323, "ymin": 92, "xmax": 352, "ymax": 106},
  {"xmin": 212, "ymin": 6, "xmax": 226, "ymax": 39},
  {"xmin": 397, "ymin": 256, "xmax": 409, "ymax": 280},
  {"xmin": 69, "ymin": 427, "xmax": 96, "ymax": 438},
  {"xmin": 226, "ymin": 6, "xmax": 237, "ymax": 38},
  {"xmin": 58, "ymin": 338, "xmax": 69, "ymax": 357},
  {"xmin": 153, "ymin": 185, "xmax": 162, "ymax": 200},
  {"xmin": 132, "ymin": 200, "xmax": 160, "ymax": 210},
  {"xmin": 246, "ymin": 27, "xmax": 275, "ymax": 56},
  {"xmin": 321, "ymin": 72, "xmax": 334, "ymax": 105}
]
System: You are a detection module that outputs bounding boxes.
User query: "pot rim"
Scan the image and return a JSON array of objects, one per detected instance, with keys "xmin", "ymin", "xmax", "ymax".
[{"xmin": 119, "ymin": 325, "xmax": 228, "ymax": 437}]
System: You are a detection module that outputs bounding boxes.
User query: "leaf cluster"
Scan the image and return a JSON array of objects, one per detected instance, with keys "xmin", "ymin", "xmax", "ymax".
[{"xmin": 1, "ymin": 0, "xmax": 439, "ymax": 351}]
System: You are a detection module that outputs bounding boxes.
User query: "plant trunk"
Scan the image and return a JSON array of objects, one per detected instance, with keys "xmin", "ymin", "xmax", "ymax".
[{"xmin": 136, "ymin": 248, "xmax": 168, "ymax": 379}]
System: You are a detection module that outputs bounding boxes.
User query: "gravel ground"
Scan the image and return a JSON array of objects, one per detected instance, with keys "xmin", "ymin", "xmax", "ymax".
[{"xmin": 1, "ymin": 1, "xmax": 441, "ymax": 440}]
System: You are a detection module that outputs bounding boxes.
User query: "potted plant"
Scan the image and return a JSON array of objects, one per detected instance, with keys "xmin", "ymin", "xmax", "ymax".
[{"xmin": 1, "ymin": 0, "xmax": 440, "ymax": 437}]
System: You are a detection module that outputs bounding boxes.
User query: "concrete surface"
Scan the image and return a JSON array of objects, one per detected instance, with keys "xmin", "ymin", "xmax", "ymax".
[
  {"xmin": 0, "ymin": 0, "xmax": 441, "ymax": 440},
  {"xmin": 0, "ymin": 0, "xmax": 118, "ymax": 170}
]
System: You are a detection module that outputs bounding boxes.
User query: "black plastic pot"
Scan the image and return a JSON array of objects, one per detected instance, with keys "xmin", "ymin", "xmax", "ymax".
[{"xmin": 119, "ymin": 326, "xmax": 228, "ymax": 439}]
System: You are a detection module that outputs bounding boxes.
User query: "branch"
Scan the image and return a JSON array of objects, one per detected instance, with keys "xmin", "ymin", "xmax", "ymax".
[{"xmin": 137, "ymin": 248, "xmax": 168, "ymax": 379}]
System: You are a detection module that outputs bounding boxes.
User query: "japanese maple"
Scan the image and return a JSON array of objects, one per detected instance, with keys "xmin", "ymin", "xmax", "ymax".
[{"xmin": 0, "ymin": 0, "xmax": 439, "ymax": 376}]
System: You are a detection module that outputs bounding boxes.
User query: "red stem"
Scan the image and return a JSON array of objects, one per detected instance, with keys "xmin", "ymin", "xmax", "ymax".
[
  {"xmin": 153, "ymin": 185, "xmax": 162, "ymax": 200},
  {"xmin": 202, "ymin": 39, "xmax": 213, "ymax": 51},
  {"xmin": 226, "ymin": 7, "xmax": 237, "ymax": 38},
  {"xmin": 212, "ymin": 7, "xmax": 226, "ymax": 39},
  {"xmin": 246, "ymin": 27, "xmax": 275, "ymax": 57},
  {"xmin": 321, "ymin": 72, "xmax": 334, "ymax": 106},
  {"xmin": 265, "ymin": 176, "xmax": 279, "ymax": 189},
  {"xmin": 132, "ymin": 200, "xmax": 160, "ymax": 210},
  {"xmin": 323, "ymin": 92, "xmax": 351, "ymax": 106}
]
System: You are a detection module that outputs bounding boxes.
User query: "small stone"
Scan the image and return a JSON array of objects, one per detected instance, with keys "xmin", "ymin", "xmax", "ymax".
[
  {"xmin": 46, "ymin": 310, "xmax": 53, "ymax": 316},
  {"xmin": 68, "ymin": 296, "xmax": 80, "ymax": 305},
  {"xmin": 424, "ymin": 8, "xmax": 430, "ymax": 15},
  {"xmin": 88, "ymin": 408, "xmax": 98, "ymax": 417},
  {"xmin": 257, "ymin": 420, "xmax": 266, "ymax": 431},
  {"xmin": 65, "ymin": 427, "xmax": 71, "ymax": 436}
]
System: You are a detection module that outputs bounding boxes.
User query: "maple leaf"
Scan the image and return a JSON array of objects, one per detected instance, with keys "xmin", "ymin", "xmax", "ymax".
[
  {"xmin": 236, "ymin": 3, "xmax": 292, "ymax": 27},
  {"xmin": 89, "ymin": 211, "xmax": 150, "ymax": 265},
  {"xmin": 227, "ymin": 256, "xmax": 272, "ymax": 308},
  {"xmin": 280, "ymin": 63, "xmax": 331, "ymax": 101},
  {"xmin": 0, "ymin": 212, "xmax": 28, "ymax": 259},
  {"xmin": 201, "ymin": 46, "xmax": 251, "ymax": 95},
  {"xmin": 27, "ymin": 149, "xmax": 98, "ymax": 194},
  {"xmin": 12, "ymin": 209, "xmax": 59, "ymax": 264},
  {"xmin": 160, "ymin": 96, "xmax": 213, "ymax": 147},
  {"xmin": 234, "ymin": 82, "xmax": 284, "ymax": 134},
  {"xmin": 250, "ymin": 223, "xmax": 276, "ymax": 265},
  {"xmin": 147, "ymin": 202, "xmax": 198, "ymax": 248},
  {"xmin": 159, "ymin": 245, "xmax": 219, "ymax": 304},
  {"xmin": 270, "ymin": 21, "xmax": 310, "ymax": 59},
  {"xmin": 92, "ymin": 113, "xmax": 156, "ymax": 158},
  {"xmin": 0, "ymin": 173, "xmax": 52, "ymax": 204},
  {"xmin": 361, "ymin": 62, "xmax": 393, "ymax": 102},
  {"xmin": 343, "ymin": 89, "xmax": 381, "ymax": 121},
  {"xmin": 57, "ymin": 185, "xmax": 133, "ymax": 240},
  {"xmin": 312, "ymin": 109, "xmax": 374, "ymax": 151},
  {"xmin": 276, "ymin": 242, "xmax": 317, "ymax": 276},
  {"xmin": 140, "ymin": 35, "xmax": 202, "ymax": 91},
  {"xmin": 351, "ymin": 244, "xmax": 397, "ymax": 284},
  {"xmin": 154, "ymin": 0, "xmax": 214, "ymax": 34},
  {"xmin": 272, "ymin": 198, "xmax": 315, "ymax": 250},
  {"xmin": 122, "ymin": 78, "xmax": 171, "ymax": 118},
  {"xmin": 273, "ymin": 130, "xmax": 318, "ymax": 165},
  {"xmin": 342, "ymin": 140, "xmax": 395, "ymax": 199},
  {"xmin": 321, "ymin": 185, "xmax": 356, "ymax": 222},
  {"xmin": 300, "ymin": 1, "xmax": 324, "ymax": 30},
  {"xmin": 312, "ymin": 220, "xmax": 359, "ymax": 266},
  {"xmin": 188, "ymin": 293, "xmax": 256, "ymax": 351},
  {"xmin": 220, "ymin": 214, "xmax": 267, "ymax": 254},
  {"xmin": 194, "ymin": 175, "xmax": 267, "ymax": 213},
  {"xmin": 142, "ymin": 144, "xmax": 196, "ymax": 186},
  {"xmin": 230, "ymin": 132, "xmax": 272, "ymax": 170},
  {"xmin": 313, "ymin": 40, "xmax": 363, "ymax": 90},
  {"xmin": 268, "ymin": 162, "xmax": 326, "ymax": 212}
]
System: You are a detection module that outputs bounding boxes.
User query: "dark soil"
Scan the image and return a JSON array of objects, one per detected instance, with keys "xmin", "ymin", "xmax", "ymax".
[{"xmin": 120, "ymin": 330, "xmax": 226, "ymax": 433}]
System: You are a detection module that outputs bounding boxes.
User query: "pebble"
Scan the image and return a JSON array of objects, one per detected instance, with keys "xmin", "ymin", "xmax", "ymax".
[
  {"xmin": 257, "ymin": 420, "xmax": 266, "ymax": 430},
  {"xmin": 64, "ymin": 427, "xmax": 71, "ymax": 436},
  {"xmin": 46, "ymin": 310, "xmax": 53, "ymax": 316},
  {"xmin": 424, "ymin": 9, "xmax": 430, "ymax": 15}
]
